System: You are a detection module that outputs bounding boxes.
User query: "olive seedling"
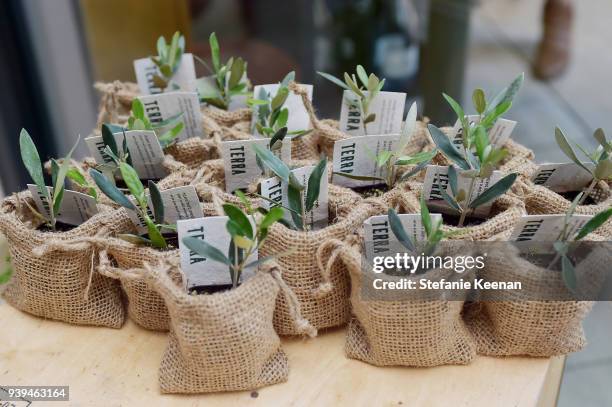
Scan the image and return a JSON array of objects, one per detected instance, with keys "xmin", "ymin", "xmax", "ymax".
[
  {"xmin": 253, "ymin": 144, "xmax": 327, "ymax": 231},
  {"xmin": 182, "ymin": 204, "xmax": 284, "ymax": 289},
  {"xmin": 89, "ymin": 164, "xmax": 172, "ymax": 249},
  {"xmin": 150, "ymin": 31, "xmax": 185, "ymax": 91},
  {"xmin": 128, "ymin": 99, "xmax": 184, "ymax": 148},
  {"xmin": 195, "ymin": 32, "xmax": 250, "ymax": 110},
  {"xmin": 248, "ymin": 71, "xmax": 311, "ymax": 137},
  {"xmin": 317, "ymin": 65, "xmax": 385, "ymax": 134},
  {"xmin": 388, "ymin": 196, "xmax": 448, "ymax": 257},
  {"xmin": 334, "ymin": 102, "xmax": 437, "ymax": 188},
  {"xmin": 428, "ymin": 74, "xmax": 524, "ymax": 226},
  {"xmin": 19, "ymin": 129, "xmax": 81, "ymax": 230},
  {"xmin": 555, "ymin": 127, "xmax": 612, "ymax": 204},
  {"xmin": 549, "ymin": 192, "xmax": 612, "ymax": 292}
]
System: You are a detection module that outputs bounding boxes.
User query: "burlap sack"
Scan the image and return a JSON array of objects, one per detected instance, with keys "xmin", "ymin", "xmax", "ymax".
[
  {"xmin": 96, "ymin": 237, "xmax": 179, "ymax": 331},
  {"xmin": 515, "ymin": 180, "xmax": 612, "ymax": 237},
  {"xmin": 288, "ymin": 82, "xmax": 431, "ymax": 160},
  {"xmin": 142, "ymin": 260, "xmax": 314, "ymax": 393},
  {"xmin": 0, "ymin": 191, "xmax": 133, "ymax": 327},
  {"xmin": 465, "ymin": 245, "xmax": 600, "ymax": 357},
  {"xmin": 323, "ymin": 239, "xmax": 477, "ymax": 366}
]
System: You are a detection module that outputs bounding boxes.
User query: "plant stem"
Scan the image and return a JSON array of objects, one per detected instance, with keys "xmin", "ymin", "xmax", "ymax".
[
  {"xmin": 578, "ymin": 178, "xmax": 598, "ymax": 205},
  {"xmin": 458, "ymin": 177, "xmax": 477, "ymax": 227}
]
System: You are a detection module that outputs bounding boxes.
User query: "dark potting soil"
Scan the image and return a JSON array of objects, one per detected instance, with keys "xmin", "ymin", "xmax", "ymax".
[
  {"xmin": 440, "ymin": 212, "xmax": 486, "ymax": 228},
  {"xmin": 353, "ymin": 185, "xmax": 390, "ymax": 199},
  {"xmin": 560, "ymin": 190, "xmax": 596, "ymax": 205},
  {"xmin": 37, "ymin": 221, "xmax": 76, "ymax": 233}
]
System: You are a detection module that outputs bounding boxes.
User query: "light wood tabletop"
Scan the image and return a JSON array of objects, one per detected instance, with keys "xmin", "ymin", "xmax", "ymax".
[{"xmin": 0, "ymin": 302, "xmax": 564, "ymax": 407}]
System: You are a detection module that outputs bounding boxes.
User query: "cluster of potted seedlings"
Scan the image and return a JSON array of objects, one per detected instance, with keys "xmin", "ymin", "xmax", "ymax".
[{"xmin": 0, "ymin": 31, "xmax": 610, "ymax": 393}]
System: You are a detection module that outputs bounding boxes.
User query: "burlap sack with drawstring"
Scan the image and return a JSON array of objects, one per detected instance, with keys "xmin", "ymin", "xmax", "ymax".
[
  {"xmin": 323, "ymin": 239, "xmax": 477, "ymax": 366},
  {"xmin": 0, "ymin": 191, "xmax": 133, "ymax": 327},
  {"xmin": 463, "ymin": 242, "xmax": 606, "ymax": 357},
  {"xmin": 96, "ymin": 237, "xmax": 180, "ymax": 331},
  {"xmin": 140, "ymin": 260, "xmax": 314, "ymax": 393},
  {"xmin": 288, "ymin": 82, "xmax": 431, "ymax": 159}
]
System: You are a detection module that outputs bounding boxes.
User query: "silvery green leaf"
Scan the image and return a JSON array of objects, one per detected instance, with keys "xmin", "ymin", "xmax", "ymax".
[
  {"xmin": 344, "ymin": 72, "xmax": 363, "ymax": 97},
  {"xmin": 182, "ymin": 236, "xmax": 230, "ymax": 265},
  {"xmin": 594, "ymin": 159, "xmax": 612, "ymax": 180},
  {"xmin": 593, "ymin": 128, "xmax": 608, "ymax": 150},
  {"xmin": 468, "ymin": 173, "xmax": 518, "ymax": 209},
  {"xmin": 333, "ymin": 172, "xmax": 385, "ymax": 182},
  {"xmin": 148, "ymin": 180, "xmax": 164, "ymax": 225},
  {"xmin": 119, "ymin": 162, "xmax": 145, "ymax": 205},
  {"xmin": 253, "ymin": 144, "xmax": 291, "ymax": 184},
  {"xmin": 118, "ymin": 233, "xmax": 152, "ymax": 246},
  {"xmin": 305, "ymin": 157, "xmax": 327, "ymax": 212},
  {"xmin": 442, "ymin": 93, "xmax": 467, "ymax": 130},
  {"xmin": 400, "ymin": 101, "xmax": 418, "ymax": 146},
  {"xmin": 271, "ymin": 87, "xmax": 289, "ymax": 111},
  {"xmin": 440, "ymin": 187, "xmax": 461, "ymax": 212},
  {"xmin": 472, "ymin": 88, "xmax": 486, "ymax": 114},
  {"xmin": 209, "ymin": 32, "xmax": 221, "ymax": 73},
  {"xmin": 317, "ymin": 71, "xmax": 349, "ymax": 90},
  {"xmin": 367, "ymin": 73, "xmax": 379, "ymax": 92},
  {"xmin": 427, "ymin": 124, "xmax": 470, "ymax": 170},
  {"xmin": 19, "ymin": 129, "xmax": 48, "ymax": 203},
  {"xmin": 281, "ymin": 71, "xmax": 295, "ymax": 87},
  {"xmin": 484, "ymin": 72, "xmax": 524, "ymax": 117},
  {"xmin": 388, "ymin": 208, "xmax": 415, "ymax": 251},
  {"xmin": 420, "ymin": 196, "xmax": 431, "ymax": 236},
  {"xmin": 575, "ymin": 208, "xmax": 612, "ymax": 240},
  {"xmin": 356, "ymin": 65, "xmax": 369, "ymax": 87},
  {"xmin": 288, "ymin": 185, "xmax": 303, "ymax": 230},
  {"xmin": 555, "ymin": 127, "xmax": 593, "ymax": 175},
  {"xmin": 270, "ymin": 127, "xmax": 288, "ymax": 149},
  {"xmin": 395, "ymin": 150, "xmax": 437, "ymax": 166},
  {"xmin": 89, "ymin": 169, "xmax": 136, "ymax": 210},
  {"xmin": 448, "ymin": 165, "xmax": 458, "ymax": 196},
  {"xmin": 398, "ymin": 160, "xmax": 430, "ymax": 182},
  {"xmin": 561, "ymin": 255, "xmax": 577, "ymax": 294}
]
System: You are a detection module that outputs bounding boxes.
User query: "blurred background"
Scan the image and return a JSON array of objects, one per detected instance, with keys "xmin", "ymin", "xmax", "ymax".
[{"xmin": 0, "ymin": 1, "xmax": 610, "ymax": 404}]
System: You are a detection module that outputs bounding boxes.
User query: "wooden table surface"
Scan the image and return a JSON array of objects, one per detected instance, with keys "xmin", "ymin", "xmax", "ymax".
[{"xmin": 0, "ymin": 303, "xmax": 563, "ymax": 407}]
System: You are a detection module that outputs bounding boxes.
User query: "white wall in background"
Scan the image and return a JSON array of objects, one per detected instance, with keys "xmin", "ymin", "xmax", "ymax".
[{"xmin": 22, "ymin": 0, "xmax": 96, "ymax": 158}]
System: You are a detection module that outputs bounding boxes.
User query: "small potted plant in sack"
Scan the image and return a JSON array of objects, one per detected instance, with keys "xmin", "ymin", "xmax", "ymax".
[
  {"xmin": 331, "ymin": 102, "xmax": 437, "ymax": 199},
  {"xmin": 251, "ymin": 144, "xmax": 389, "ymax": 334},
  {"xmin": 342, "ymin": 197, "xmax": 478, "ymax": 367},
  {"xmin": 0, "ymin": 129, "xmax": 130, "ymax": 327},
  {"xmin": 142, "ymin": 203, "xmax": 314, "ymax": 393},
  {"xmin": 423, "ymin": 86, "xmax": 525, "ymax": 239},
  {"xmin": 468, "ymin": 195, "xmax": 612, "ymax": 357},
  {"xmin": 522, "ymin": 127, "xmax": 612, "ymax": 226},
  {"xmin": 89, "ymin": 161, "xmax": 204, "ymax": 330}
]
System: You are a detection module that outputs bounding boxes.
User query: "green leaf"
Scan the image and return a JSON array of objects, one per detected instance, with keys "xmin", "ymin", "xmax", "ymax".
[
  {"xmin": 260, "ymin": 206, "xmax": 284, "ymax": 229},
  {"xmin": 561, "ymin": 255, "xmax": 577, "ymax": 293},
  {"xmin": 474, "ymin": 126, "xmax": 489, "ymax": 161},
  {"xmin": 400, "ymin": 101, "xmax": 418, "ymax": 147},
  {"xmin": 575, "ymin": 208, "xmax": 612, "ymax": 240},
  {"xmin": 440, "ymin": 187, "xmax": 462, "ymax": 212},
  {"xmin": 356, "ymin": 65, "xmax": 369, "ymax": 87},
  {"xmin": 448, "ymin": 165, "xmax": 458, "ymax": 196},
  {"xmin": 102, "ymin": 124, "xmax": 119, "ymax": 156},
  {"xmin": 420, "ymin": 196, "xmax": 431, "ymax": 237},
  {"xmin": 555, "ymin": 127, "xmax": 593, "ymax": 175},
  {"xmin": 280, "ymin": 71, "xmax": 295, "ymax": 87},
  {"xmin": 158, "ymin": 122, "xmax": 184, "ymax": 147},
  {"xmin": 367, "ymin": 73, "xmax": 379, "ymax": 92},
  {"xmin": 270, "ymin": 127, "xmax": 288, "ymax": 149},
  {"xmin": 131, "ymin": 98, "xmax": 145, "ymax": 120},
  {"xmin": 148, "ymin": 180, "xmax": 164, "ymax": 224},
  {"xmin": 306, "ymin": 157, "xmax": 327, "ymax": 212},
  {"xmin": 223, "ymin": 203, "xmax": 253, "ymax": 238},
  {"xmin": 593, "ymin": 128, "xmax": 608, "ymax": 149},
  {"xmin": 19, "ymin": 129, "xmax": 48, "ymax": 201},
  {"xmin": 144, "ymin": 215, "xmax": 167, "ymax": 249},
  {"xmin": 66, "ymin": 167, "xmax": 86, "ymax": 186},
  {"xmin": 472, "ymin": 88, "xmax": 486, "ymax": 114},
  {"xmin": 275, "ymin": 109, "xmax": 289, "ymax": 129},
  {"xmin": 287, "ymin": 185, "xmax": 303, "ymax": 230},
  {"xmin": 333, "ymin": 172, "xmax": 385, "ymax": 182},
  {"xmin": 118, "ymin": 233, "xmax": 152, "ymax": 246},
  {"xmin": 253, "ymin": 143, "xmax": 291, "ymax": 184},
  {"xmin": 594, "ymin": 159, "xmax": 612, "ymax": 180},
  {"xmin": 271, "ymin": 87, "xmax": 289, "ymax": 112},
  {"xmin": 233, "ymin": 235, "xmax": 253, "ymax": 250},
  {"xmin": 183, "ymin": 236, "xmax": 231, "ymax": 265},
  {"xmin": 376, "ymin": 150, "xmax": 393, "ymax": 167},
  {"xmin": 427, "ymin": 124, "xmax": 470, "ymax": 170},
  {"xmin": 395, "ymin": 150, "xmax": 437, "ymax": 166},
  {"xmin": 363, "ymin": 113, "xmax": 376, "ymax": 125},
  {"xmin": 52, "ymin": 136, "xmax": 80, "ymax": 214},
  {"xmin": 388, "ymin": 209, "xmax": 415, "ymax": 251},
  {"xmin": 485, "ymin": 73, "xmax": 524, "ymax": 117},
  {"xmin": 209, "ymin": 32, "xmax": 221, "ymax": 73},
  {"xmin": 442, "ymin": 93, "xmax": 467, "ymax": 128},
  {"xmin": 317, "ymin": 71, "xmax": 349, "ymax": 90},
  {"xmin": 468, "ymin": 173, "xmax": 518, "ymax": 209},
  {"xmin": 398, "ymin": 160, "xmax": 431, "ymax": 182},
  {"xmin": 89, "ymin": 169, "xmax": 136, "ymax": 210},
  {"xmin": 119, "ymin": 162, "xmax": 146, "ymax": 206},
  {"xmin": 480, "ymin": 101, "xmax": 511, "ymax": 129},
  {"xmin": 344, "ymin": 72, "xmax": 364, "ymax": 97},
  {"xmin": 228, "ymin": 57, "xmax": 245, "ymax": 89}
]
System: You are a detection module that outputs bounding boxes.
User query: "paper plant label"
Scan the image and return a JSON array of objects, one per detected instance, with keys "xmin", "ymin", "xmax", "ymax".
[
  {"xmin": 338, "ymin": 90, "xmax": 406, "ymax": 136},
  {"xmin": 451, "ymin": 115, "xmax": 517, "ymax": 150},
  {"xmin": 28, "ymin": 185, "xmax": 98, "ymax": 226},
  {"xmin": 220, "ymin": 138, "xmax": 291, "ymax": 192},
  {"xmin": 133, "ymin": 53, "xmax": 197, "ymax": 95},
  {"xmin": 509, "ymin": 214, "xmax": 593, "ymax": 241},
  {"xmin": 422, "ymin": 165, "xmax": 503, "ymax": 218},
  {"xmin": 177, "ymin": 216, "xmax": 257, "ymax": 290},
  {"xmin": 251, "ymin": 83, "xmax": 313, "ymax": 136},
  {"xmin": 147, "ymin": 185, "xmax": 203, "ymax": 225},
  {"xmin": 85, "ymin": 130, "xmax": 167, "ymax": 180},
  {"xmin": 331, "ymin": 134, "xmax": 400, "ymax": 188},
  {"xmin": 363, "ymin": 213, "xmax": 442, "ymax": 260},
  {"xmin": 136, "ymin": 92, "xmax": 204, "ymax": 141},
  {"xmin": 531, "ymin": 162, "xmax": 595, "ymax": 193},
  {"xmin": 260, "ymin": 165, "xmax": 329, "ymax": 229}
]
